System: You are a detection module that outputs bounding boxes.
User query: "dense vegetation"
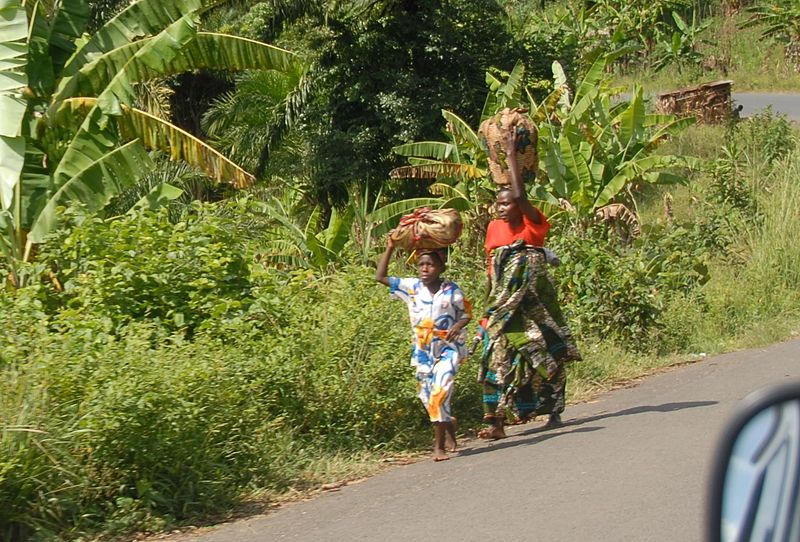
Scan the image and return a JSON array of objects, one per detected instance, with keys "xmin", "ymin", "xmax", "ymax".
[{"xmin": 1, "ymin": 0, "xmax": 799, "ymax": 539}]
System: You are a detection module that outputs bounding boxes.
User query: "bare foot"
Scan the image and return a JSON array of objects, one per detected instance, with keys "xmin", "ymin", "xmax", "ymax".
[
  {"xmin": 477, "ymin": 425, "xmax": 507, "ymax": 440},
  {"xmin": 543, "ymin": 413, "xmax": 563, "ymax": 430},
  {"xmin": 432, "ymin": 449, "xmax": 450, "ymax": 462},
  {"xmin": 445, "ymin": 418, "xmax": 457, "ymax": 452}
]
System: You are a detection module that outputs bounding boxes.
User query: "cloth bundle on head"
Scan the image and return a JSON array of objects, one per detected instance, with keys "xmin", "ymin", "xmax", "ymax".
[
  {"xmin": 389, "ymin": 207, "xmax": 463, "ymax": 251},
  {"xmin": 479, "ymin": 107, "xmax": 538, "ymax": 185}
]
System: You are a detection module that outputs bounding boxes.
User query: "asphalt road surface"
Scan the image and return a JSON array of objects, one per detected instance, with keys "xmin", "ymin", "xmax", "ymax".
[
  {"xmin": 161, "ymin": 338, "xmax": 800, "ymax": 542},
  {"xmin": 733, "ymin": 93, "xmax": 800, "ymax": 121}
]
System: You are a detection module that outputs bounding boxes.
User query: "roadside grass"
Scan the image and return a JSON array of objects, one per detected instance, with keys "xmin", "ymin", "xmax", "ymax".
[
  {"xmin": 614, "ymin": 13, "xmax": 800, "ymax": 93},
  {"xmin": 569, "ymin": 127, "xmax": 800, "ymax": 406},
  {"xmin": 4, "ymin": 97, "xmax": 800, "ymax": 542}
]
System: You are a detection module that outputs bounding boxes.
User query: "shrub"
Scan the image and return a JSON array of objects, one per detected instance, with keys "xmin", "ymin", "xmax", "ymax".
[
  {"xmin": 548, "ymin": 223, "xmax": 710, "ymax": 346},
  {"xmin": 0, "ymin": 261, "xmax": 485, "ymax": 538},
  {"xmin": 36, "ymin": 204, "xmax": 254, "ymax": 336}
]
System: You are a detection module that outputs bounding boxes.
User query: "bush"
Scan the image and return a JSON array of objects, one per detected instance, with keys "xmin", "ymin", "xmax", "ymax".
[
  {"xmin": 708, "ymin": 109, "xmax": 797, "ymax": 214},
  {"xmin": 36, "ymin": 204, "xmax": 255, "ymax": 336},
  {"xmin": 5, "ymin": 143, "xmax": 800, "ymax": 540},
  {"xmin": 0, "ymin": 261, "xmax": 487, "ymax": 539},
  {"xmin": 548, "ymin": 223, "xmax": 710, "ymax": 346}
]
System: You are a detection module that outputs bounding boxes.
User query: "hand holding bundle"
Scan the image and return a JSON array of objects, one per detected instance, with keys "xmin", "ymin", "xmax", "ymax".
[{"xmin": 478, "ymin": 107, "xmax": 539, "ymax": 185}]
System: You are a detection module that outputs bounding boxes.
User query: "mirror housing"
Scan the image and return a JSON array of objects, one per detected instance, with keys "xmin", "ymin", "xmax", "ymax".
[{"xmin": 708, "ymin": 381, "xmax": 800, "ymax": 542}]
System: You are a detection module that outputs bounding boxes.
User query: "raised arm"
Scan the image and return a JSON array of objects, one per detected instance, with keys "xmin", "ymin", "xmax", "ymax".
[
  {"xmin": 375, "ymin": 238, "xmax": 395, "ymax": 286},
  {"xmin": 505, "ymin": 129, "xmax": 545, "ymax": 225}
]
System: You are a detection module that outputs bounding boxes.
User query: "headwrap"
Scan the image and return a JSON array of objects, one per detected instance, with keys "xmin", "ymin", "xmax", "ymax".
[{"xmin": 410, "ymin": 247, "xmax": 448, "ymax": 266}]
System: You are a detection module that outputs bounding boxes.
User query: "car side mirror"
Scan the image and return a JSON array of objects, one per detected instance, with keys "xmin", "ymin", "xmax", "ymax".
[{"xmin": 708, "ymin": 381, "xmax": 800, "ymax": 542}]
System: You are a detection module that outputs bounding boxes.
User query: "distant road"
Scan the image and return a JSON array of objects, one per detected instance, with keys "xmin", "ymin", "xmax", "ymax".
[
  {"xmin": 732, "ymin": 93, "xmax": 800, "ymax": 121},
  {"xmin": 159, "ymin": 339, "xmax": 800, "ymax": 542}
]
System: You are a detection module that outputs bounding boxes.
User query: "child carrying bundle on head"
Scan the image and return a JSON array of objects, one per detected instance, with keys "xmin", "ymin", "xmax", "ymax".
[{"xmin": 375, "ymin": 208, "xmax": 472, "ymax": 462}]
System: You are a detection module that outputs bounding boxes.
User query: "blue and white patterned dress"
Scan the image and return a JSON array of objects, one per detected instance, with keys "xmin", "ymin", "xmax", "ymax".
[{"xmin": 389, "ymin": 277, "xmax": 472, "ymax": 422}]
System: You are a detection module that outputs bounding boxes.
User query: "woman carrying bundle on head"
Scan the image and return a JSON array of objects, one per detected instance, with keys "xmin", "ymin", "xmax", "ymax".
[
  {"xmin": 477, "ymin": 112, "xmax": 581, "ymax": 440},
  {"xmin": 375, "ymin": 208, "xmax": 472, "ymax": 461}
]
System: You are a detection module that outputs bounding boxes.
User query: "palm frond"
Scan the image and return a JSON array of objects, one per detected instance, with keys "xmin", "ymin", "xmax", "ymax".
[
  {"xmin": 62, "ymin": 0, "xmax": 226, "ymax": 77},
  {"xmin": 53, "ymin": 32, "xmax": 303, "ymax": 109},
  {"xmin": 389, "ymin": 163, "xmax": 485, "ymax": 180}
]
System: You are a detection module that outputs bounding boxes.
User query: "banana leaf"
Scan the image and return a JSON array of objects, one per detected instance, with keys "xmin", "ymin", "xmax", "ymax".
[
  {"xmin": 0, "ymin": 0, "xmax": 27, "ymax": 43},
  {"xmin": 392, "ymin": 141, "xmax": 454, "ymax": 160},
  {"xmin": 558, "ymin": 125, "xmax": 593, "ymax": 205},
  {"xmin": 28, "ymin": 139, "xmax": 152, "ymax": 244},
  {"xmin": 60, "ymin": 0, "xmax": 222, "ymax": 77},
  {"xmin": 0, "ymin": 135, "xmax": 24, "ymax": 210},
  {"xmin": 54, "ymin": 33, "xmax": 301, "ymax": 108},
  {"xmin": 51, "ymin": 16, "xmax": 197, "ymax": 192},
  {"xmin": 389, "ymin": 163, "xmax": 484, "ymax": 180},
  {"xmin": 117, "ymin": 103, "xmax": 255, "ymax": 187},
  {"xmin": 0, "ymin": 0, "xmax": 27, "ymax": 210},
  {"xmin": 367, "ymin": 197, "xmax": 443, "ymax": 237},
  {"xmin": 324, "ymin": 206, "xmax": 354, "ymax": 255},
  {"xmin": 26, "ymin": 2, "xmax": 55, "ymax": 95},
  {"xmin": 617, "ymin": 86, "xmax": 646, "ymax": 149},
  {"xmin": 131, "ymin": 183, "xmax": 183, "ymax": 212},
  {"xmin": 48, "ymin": 0, "xmax": 90, "ymax": 71},
  {"xmin": 441, "ymin": 110, "xmax": 481, "ymax": 148}
]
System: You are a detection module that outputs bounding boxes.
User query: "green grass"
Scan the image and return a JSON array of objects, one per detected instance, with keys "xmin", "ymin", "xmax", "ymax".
[{"xmin": 614, "ymin": 13, "xmax": 800, "ymax": 93}]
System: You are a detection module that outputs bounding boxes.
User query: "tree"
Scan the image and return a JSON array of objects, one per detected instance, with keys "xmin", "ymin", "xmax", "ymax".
[
  {"xmin": 391, "ymin": 54, "xmax": 700, "ymax": 219},
  {"xmin": 201, "ymin": 0, "xmax": 546, "ymax": 208},
  {"xmin": 298, "ymin": 0, "xmax": 529, "ymax": 207},
  {"xmin": 0, "ymin": 0, "xmax": 304, "ymax": 285}
]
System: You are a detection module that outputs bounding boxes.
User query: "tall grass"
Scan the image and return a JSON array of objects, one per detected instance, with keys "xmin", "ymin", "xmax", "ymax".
[{"xmin": 741, "ymin": 152, "xmax": 800, "ymax": 308}]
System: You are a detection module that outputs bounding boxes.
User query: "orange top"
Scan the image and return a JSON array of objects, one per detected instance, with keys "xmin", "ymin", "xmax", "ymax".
[{"xmin": 484, "ymin": 212, "xmax": 550, "ymax": 259}]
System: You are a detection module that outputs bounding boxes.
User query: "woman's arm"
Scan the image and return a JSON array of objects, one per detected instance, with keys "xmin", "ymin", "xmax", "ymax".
[
  {"xmin": 505, "ymin": 130, "xmax": 545, "ymax": 225},
  {"xmin": 375, "ymin": 239, "xmax": 395, "ymax": 286}
]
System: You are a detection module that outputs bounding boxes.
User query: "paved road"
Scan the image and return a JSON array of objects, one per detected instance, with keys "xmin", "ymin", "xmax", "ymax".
[
  {"xmin": 162, "ymin": 338, "xmax": 800, "ymax": 542},
  {"xmin": 733, "ymin": 93, "xmax": 800, "ymax": 121}
]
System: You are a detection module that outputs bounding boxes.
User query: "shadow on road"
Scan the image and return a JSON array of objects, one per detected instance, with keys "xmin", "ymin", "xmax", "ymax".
[
  {"xmin": 457, "ymin": 400, "xmax": 717, "ymax": 458},
  {"xmin": 457, "ymin": 426, "xmax": 604, "ymax": 457},
  {"xmin": 560, "ymin": 400, "xmax": 718, "ymax": 429}
]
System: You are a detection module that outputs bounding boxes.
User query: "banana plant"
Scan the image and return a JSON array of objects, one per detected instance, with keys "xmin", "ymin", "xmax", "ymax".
[
  {"xmin": 652, "ymin": 10, "xmax": 714, "ymax": 73},
  {"xmin": 356, "ymin": 190, "xmax": 446, "ymax": 264},
  {"xmin": 741, "ymin": 0, "xmax": 800, "ymax": 72},
  {"xmin": 389, "ymin": 61, "xmax": 563, "ymax": 211},
  {"xmin": 0, "ymin": 0, "xmax": 304, "ymax": 285},
  {"xmin": 390, "ymin": 52, "xmax": 698, "ymax": 220},
  {"xmin": 259, "ymin": 204, "xmax": 356, "ymax": 272},
  {"xmin": 258, "ymin": 184, "xmax": 443, "ymax": 271},
  {"xmin": 538, "ymin": 53, "xmax": 699, "ymax": 214}
]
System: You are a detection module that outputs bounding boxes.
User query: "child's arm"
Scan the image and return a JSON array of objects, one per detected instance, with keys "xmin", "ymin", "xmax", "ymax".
[
  {"xmin": 375, "ymin": 238, "xmax": 395, "ymax": 287},
  {"xmin": 446, "ymin": 289, "xmax": 472, "ymax": 341},
  {"xmin": 445, "ymin": 316, "xmax": 471, "ymax": 341}
]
